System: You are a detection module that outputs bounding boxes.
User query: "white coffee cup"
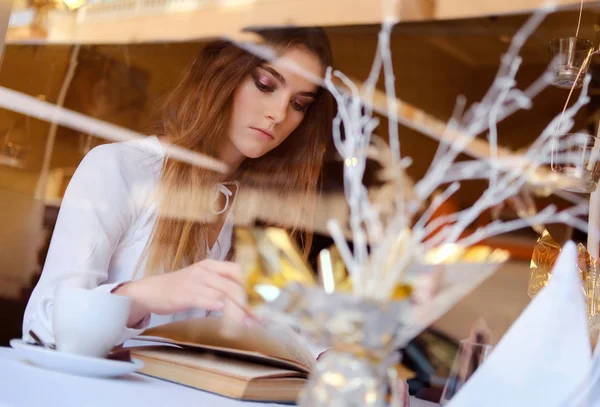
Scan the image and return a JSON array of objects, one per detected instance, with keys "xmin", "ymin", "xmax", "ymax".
[{"xmin": 37, "ymin": 286, "xmax": 132, "ymax": 358}]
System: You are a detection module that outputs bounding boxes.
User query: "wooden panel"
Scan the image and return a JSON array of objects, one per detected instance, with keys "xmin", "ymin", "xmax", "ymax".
[
  {"xmin": 435, "ymin": 0, "xmax": 600, "ymax": 20},
  {"xmin": 8, "ymin": 0, "xmax": 598, "ymax": 45},
  {"xmin": 402, "ymin": 9, "xmax": 599, "ymax": 67},
  {"xmin": 42, "ymin": 0, "xmax": 433, "ymax": 45},
  {"xmin": 0, "ymin": 0, "xmax": 11, "ymax": 63}
]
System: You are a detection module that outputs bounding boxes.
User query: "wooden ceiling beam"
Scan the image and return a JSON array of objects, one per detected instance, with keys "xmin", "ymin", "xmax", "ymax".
[
  {"xmin": 6, "ymin": 0, "xmax": 600, "ymax": 45},
  {"xmin": 435, "ymin": 0, "xmax": 600, "ymax": 21}
]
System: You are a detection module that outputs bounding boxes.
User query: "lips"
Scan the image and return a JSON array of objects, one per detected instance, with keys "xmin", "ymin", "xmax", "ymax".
[{"xmin": 250, "ymin": 127, "xmax": 274, "ymax": 140}]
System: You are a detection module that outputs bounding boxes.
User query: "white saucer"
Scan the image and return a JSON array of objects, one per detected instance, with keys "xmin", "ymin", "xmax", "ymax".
[{"xmin": 9, "ymin": 339, "xmax": 144, "ymax": 378}]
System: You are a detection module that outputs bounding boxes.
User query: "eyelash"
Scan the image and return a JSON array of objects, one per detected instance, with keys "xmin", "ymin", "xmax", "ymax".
[
  {"xmin": 291, "ymin": 100, "xmax": 309, "ymax": 112},
  {"xmin": 253, "ymin": 75, "xmax": 275, "ymax": 93},
  {"xmin": 252, "ymin": 72, "xmax": 310, "ymax": 113}
]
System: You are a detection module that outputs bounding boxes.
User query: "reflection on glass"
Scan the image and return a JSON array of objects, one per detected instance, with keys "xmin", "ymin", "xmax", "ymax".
[
  {"xmin": 549, "ymin": 37, "xmax": 594, "ymax": 89},
  {"xmin": 550, "ymin": 132, "xmax": 600, "ymax": 193},
  {"xmin": 439, "ymin": 339, "xmax": 493, "ymax": 405}
]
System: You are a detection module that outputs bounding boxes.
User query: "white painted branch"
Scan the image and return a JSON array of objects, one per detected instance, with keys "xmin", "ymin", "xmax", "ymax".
[
  {"xmin": 0, "ymin": 86, "xmax": 228, "ymax": 173},
  {"xmin": 34, "ymin": 44, "xmax": 80, "ymax": 200}
]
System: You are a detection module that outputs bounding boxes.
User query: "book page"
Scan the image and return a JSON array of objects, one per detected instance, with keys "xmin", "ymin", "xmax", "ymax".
[
  {"xmin": 259, "ymin": 319, "xmax": 318, "ymax": 369},
  {"xmin": 137, "ymin": 316, "xmax": 317, "ymax": 370},
  {"xmin": 133, "ymin": 347, "xmax": 307, "ymax": 381}
]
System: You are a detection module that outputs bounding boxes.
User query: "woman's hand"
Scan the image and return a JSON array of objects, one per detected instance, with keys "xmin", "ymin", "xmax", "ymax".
[{"xmin": 114, "ymin": 259, "xmax": 250, "ymax": 328}]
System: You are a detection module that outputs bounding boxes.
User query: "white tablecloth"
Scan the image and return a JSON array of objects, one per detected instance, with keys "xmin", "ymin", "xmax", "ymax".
[{"xmin": 0, "ymin": 347, "xmax": 438, "ymax": 407}]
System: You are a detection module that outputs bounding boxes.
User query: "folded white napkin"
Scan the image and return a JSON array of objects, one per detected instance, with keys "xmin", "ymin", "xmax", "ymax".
[
  {"xmin": 562, "ymin": 333, "xmax": 600, "ymax": 407},
  {"xmin": 447, "ymin": 241, "xmax": 591, "ymax": 407}
]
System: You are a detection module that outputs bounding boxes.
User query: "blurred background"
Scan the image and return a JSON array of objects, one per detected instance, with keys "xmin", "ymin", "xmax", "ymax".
[{"xmin": 1, "ymin": 0, "xmax": 599, "ymax": 397}]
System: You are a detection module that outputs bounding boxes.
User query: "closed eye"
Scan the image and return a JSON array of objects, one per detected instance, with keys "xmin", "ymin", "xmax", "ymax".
[
  {"xmin": 290, "ymin": 96, "xmax": 314, "ymax": 112},
  {"xmin": 291, "ymin": 100, "xmax": 309, "ymax": 112},
  {"xmin": 252, "ymin": 71, "xmax": 276, "ymax": 93}
]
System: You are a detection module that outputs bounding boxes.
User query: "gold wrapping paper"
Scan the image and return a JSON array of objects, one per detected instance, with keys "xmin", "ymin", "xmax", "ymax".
[
  {"xmin": 528, "ymin": 230, "xmax": 562, "ymax": 297},
  {"xmin": 235, "ymin": 227, "xmax": 317, "ymax": 307},
  {"xmin": 236, "ymin": 226, "xmax": 509, "ymax": 306},
  {"xmin": 528, "ymin": 229, "xmax": 600, "ymax": 330}
]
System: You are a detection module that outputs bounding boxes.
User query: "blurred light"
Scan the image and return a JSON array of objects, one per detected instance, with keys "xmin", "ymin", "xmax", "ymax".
[
  {"xmin": 344, "ymin": 157, "xmax": 358, "ymax": 167},
  {"xmin": 254, "ymin": 284, "xmax": 280, "ymax": 303},
  {"xmin": 318, "ymin": 250, "xmax": 335, "ymax": 294},
  {"xmin": 63, "ymin": 0, "xmax": 87, "ymax": 10}
]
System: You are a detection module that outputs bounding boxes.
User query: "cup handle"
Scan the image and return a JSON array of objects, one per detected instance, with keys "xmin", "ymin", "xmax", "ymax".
[{"xmin": 36, "ymin": 294, "xmax": 54, "ymax": 337}]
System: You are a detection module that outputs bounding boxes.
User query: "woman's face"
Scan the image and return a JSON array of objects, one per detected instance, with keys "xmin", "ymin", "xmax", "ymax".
[{"xmin": 225, "ymin": 46, "xmax": 323, "ymax": 162}]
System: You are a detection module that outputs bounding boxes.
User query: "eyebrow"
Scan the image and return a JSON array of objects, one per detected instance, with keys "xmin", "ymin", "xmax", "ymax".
[
  {"xmin": 260, "ymin": 65, "xmax": 318, "ymax": 98},
  {"xmin": 261, "ymin": 66, "xmax": 286, "ymax": 85}
]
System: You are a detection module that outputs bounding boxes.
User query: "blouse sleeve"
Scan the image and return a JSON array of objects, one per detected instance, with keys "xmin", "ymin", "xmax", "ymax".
[{"xmin": 22, "ymin": 144, "xmax": 151, "ymax": 344}]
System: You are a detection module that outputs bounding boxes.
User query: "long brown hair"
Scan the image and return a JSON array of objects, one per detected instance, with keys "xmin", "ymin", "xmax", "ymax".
[{"xmin": 145, "ymin": 28, "xmax": 334, "ymax": 274}]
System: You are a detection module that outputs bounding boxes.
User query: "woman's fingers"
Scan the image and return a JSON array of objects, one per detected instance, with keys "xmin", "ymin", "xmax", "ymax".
[
  {"xmin": 200, "ymin": 259, "xmax": 243, "ymax": 283},
  {"xmin": 206, "ymin": 274, "xmax": 256, "ymax": 324},
  {"xmin": 190, "ymin": 265, "xmax": 256, "ymax": 325},
  {"xmin": 186, "ymin": 285, "xmax": 227, "ymax": 311},
  {"xmin": 201, "ymin": 268, "xmax": 248, "ymax": 309},
  {"xmin": 146, "ymin": 259, "xmax": 255, "ymax": 326}
]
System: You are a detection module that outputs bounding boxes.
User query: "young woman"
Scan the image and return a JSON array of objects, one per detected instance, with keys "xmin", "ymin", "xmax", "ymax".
[{"xmin": 23, "ymin": 27, "xmax": 334, "ymax": 344}]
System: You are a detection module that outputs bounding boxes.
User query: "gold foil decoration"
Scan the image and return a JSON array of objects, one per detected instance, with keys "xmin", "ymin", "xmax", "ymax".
[
  {"xmin": 317, "ymin": 245, "xmax": 350, "ymax": 294},
  {"xmin": 528, "ymin": 229, "xmax": 562, "ymax": 297},
  {"xmin": 235, "ymin": 227, "xmax": 317, "ymax": 307},
  {"xmin": 317, "ymin": 245, "xmax": 412, "ymax": 300},
  {"xmin": 236, "ymin": 226, "xmax": 509, "ymax": 306},
  {"xmin": 528, "ymin": 229, "xmax": 600, "ymax": 331},
  {"xmin": 528, "ymin": 229, "xmax": 596, "ymax": 297},
  {"xmin": 579, "ymin": 243, "xmax": 600, "ymax": 328},
  {"xmin": 424, "ymin": 243, "xmax": 509, "ymax": 265},
  {"xmin": 424, "ymin": 244, "xmax": 465, "ymax": 265},
  {"xmin": 578, "ymin": 242, "xmax": 594, "ymax": 282}
]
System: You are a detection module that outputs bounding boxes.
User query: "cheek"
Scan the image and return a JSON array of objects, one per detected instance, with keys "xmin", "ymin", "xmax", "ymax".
[{"xmin": 232, "ymin": 80, "xmax": 259, "ymax": 123}]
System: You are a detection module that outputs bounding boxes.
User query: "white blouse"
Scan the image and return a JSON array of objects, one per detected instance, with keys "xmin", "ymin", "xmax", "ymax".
[{"xmin": 22, "ymin": 136, "xmax": 234, "ymax": 344}]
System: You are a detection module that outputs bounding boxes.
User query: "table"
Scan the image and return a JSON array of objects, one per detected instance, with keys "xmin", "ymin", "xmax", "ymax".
[{"xmin": 0, "ymin": 347, "xmax": 438, "ymax": 407}]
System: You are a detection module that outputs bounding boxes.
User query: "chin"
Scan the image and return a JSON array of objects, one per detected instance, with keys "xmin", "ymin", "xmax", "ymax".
[
  {"xmin": 236, "ymin": 141, "xmax": 271, "ymax": 159},
  {"xmin": 240, "ymin": 146, "xmax": 268, "ymax": 159}
]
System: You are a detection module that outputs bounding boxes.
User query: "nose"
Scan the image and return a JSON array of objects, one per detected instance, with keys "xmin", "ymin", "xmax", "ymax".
[{"xmin": 265, "ymin": 95, "xmax": 287, "ymax": 124}]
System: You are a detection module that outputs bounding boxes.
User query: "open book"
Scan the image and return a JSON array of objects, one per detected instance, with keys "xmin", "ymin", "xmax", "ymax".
[
  {"xmin": 126, "ymin": 316, "xmax": 416, "ymax": 403},
  {"xmin": 125, "ymin": 316, "xmax": 322, "ymax": 403}
]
